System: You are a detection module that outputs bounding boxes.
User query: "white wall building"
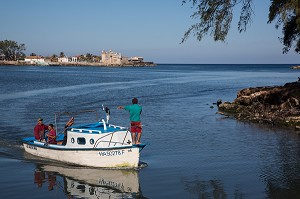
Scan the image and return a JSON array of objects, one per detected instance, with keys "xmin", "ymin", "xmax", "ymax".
[
  {"xmin": 130, "ymin": 56, "xmax": 144, "ymax": 62},
  {"xmin": 58, "ymin": 57, "xmax": 69, "ymax": 63},
  {"xmin": 71, "ymin": 56, "xmax": 78, "ymax": 62},
  {"xmin": 24, "ymin": 56, "xmax": 45, "ymax": 64}
]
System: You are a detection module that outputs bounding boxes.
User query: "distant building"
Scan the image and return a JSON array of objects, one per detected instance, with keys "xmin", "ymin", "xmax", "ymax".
[
  {"xmin": 24, "ymin": 56, "xmax": 45, "ymax": 64},
  {"xmin": 130, "ymin": 56, "xmax": 144, "ymax": 63},
  {"xmin": 101, "ymin": 50, "xmax": 128, "ymax": 65},
  {"xmin": 58, "ymin": 57, "xmax": 69, "ymax": 63},
  {"xmin": 71, "ymin": 56, "xmax": 78, "ymax": 62},
  {"xmin": 100, "ymin": 50, "xmax": 154, "ymax": 66}
]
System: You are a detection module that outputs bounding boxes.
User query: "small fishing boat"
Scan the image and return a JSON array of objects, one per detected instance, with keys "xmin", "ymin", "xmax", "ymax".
[{"xmin": 22, "ymin": 109, "xmax": 146, "ymax": 168}]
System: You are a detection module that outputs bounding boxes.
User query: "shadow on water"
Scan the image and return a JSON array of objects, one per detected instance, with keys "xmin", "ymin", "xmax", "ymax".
[
  {"xmin": 32, "ymin": 162, "xmax": 148, "ymax": 199},
  {"xmin": 181, "ymin": 174, "xmax": 300, "ymax": 199},
  {"xmin": 181, "ymin": 177, "xmax": 245, "ymax": 199},
  {"xmin": 257, "ymin": 125, "xmax": 300, "ymax": 199},
  {"xmin": 178, "ymin": 116, "xmax": 300, "ymax": 199}
]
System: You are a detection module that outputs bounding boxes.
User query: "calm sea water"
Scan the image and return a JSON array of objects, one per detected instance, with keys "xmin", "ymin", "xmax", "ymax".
[{"xmin": 0, "ymin": 64, "xmax": 300, "ymax": 199}]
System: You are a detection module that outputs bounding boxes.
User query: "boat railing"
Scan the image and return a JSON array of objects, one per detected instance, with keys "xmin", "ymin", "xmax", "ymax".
[
  {"xmin": 71, "ymin": 128, "xmax": 103, "ymax": 134},
  {"xmin": 70, "ymin": 122, "xmax": 128, "ymax": 134}
]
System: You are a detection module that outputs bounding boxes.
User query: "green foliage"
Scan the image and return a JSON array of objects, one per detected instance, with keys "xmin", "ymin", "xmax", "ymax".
[
  {"xmin": 268, "ymin": 0, "xmax": 300, "ymax": 53},
  {"xmin": 50, "ymin": 54, "xmax": 58, "ymax": 62},
  {"xmin": 0, "ymin": 40, "xmax": 26, "ymax": 60},
  {"xmin": 182, "ymin": 0, "xmax": 300, "ymax": 54},
  {"xmin": 181, "ymin": 0, "xmax": 254, "ymax": 43},
  {"xmin": 85, "ymin": 53, "xmax": 93, "ymax": 62},
  {"xmin": 77, "ymin": 53, "xmax": 100, "ymax": 62},
  {"xmin": 59, "ymin": 52, "xmax": 65, "ymax": 58}
]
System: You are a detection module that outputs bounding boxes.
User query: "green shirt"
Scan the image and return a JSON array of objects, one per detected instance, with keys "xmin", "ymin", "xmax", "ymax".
[{"xmin": 124, "ymin": 104, "xmax": 142, "ymax": 122}]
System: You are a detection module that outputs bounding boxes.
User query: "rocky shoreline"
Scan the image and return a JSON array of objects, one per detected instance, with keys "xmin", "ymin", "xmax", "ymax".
[
  {"xmin": 291, "ymin": 65, "xmax": 300, "ymax": 69},
  {"xmin": 0, "ymin": 60, "xmax": 156, "ymax": 67},
  {"xmin": 217, "ymin": 81, "xmax": 300, "ymax": 130}
]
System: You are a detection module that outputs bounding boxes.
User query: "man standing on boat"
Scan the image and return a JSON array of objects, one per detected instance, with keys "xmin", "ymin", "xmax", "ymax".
[
  {"xmin": 118, "ymin": 98, "xmax": 142, "ymax": 144},
  {"xmin": 34, "ymin": 118, "xmax": 48, "ymax": 141}
]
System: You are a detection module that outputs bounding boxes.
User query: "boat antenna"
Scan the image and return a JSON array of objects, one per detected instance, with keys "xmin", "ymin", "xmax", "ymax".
[
  {"xmin": 102, "ymin": 104, "xmax": 110, "ymax": 123},
  {"xmin": 54, "ymin": 113, "xmax": 58, "ymax": 133}
]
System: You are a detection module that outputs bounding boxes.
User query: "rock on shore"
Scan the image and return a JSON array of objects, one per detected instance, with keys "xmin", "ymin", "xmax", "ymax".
[
  {"xmin": 291, "ymin": 65, "xmax": 300, "ymax": 69},
  {"xmin": 218, "ymin": 81, "xmax": 300, "ymax": 129}
]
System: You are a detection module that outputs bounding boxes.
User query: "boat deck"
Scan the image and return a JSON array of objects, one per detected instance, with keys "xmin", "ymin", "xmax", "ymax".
[{"xmin": 70, "ymin": 122, "xmax": 127, "ymax": 134}]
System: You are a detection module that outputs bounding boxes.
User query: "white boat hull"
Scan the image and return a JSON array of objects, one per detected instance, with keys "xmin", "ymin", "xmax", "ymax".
[
  {"xmin": 23, "ymin": 142, "xmax": 141, "ymax": 168},
  {"xmin": 23, "ymin": 121, "xmax": 145, "ymax": 168}
]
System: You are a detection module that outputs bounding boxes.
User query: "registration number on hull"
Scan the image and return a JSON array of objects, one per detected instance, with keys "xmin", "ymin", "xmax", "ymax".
[
  {"xmin": 26, "ymin": 145, "xmax": 37, "ymax": 150},
  {"xmin": 99, "ymin": 150, "xmax": 125, "ymax": 157}
]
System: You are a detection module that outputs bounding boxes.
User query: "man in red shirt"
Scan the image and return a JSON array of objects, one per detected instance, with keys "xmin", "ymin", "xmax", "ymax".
[
  {"xmin": 34, "ymin": 118, "xmax": 48, "ymax": 141},
  {"xmin": 47, "ymin": 124, "xmax": 57, "ymax": 144}
]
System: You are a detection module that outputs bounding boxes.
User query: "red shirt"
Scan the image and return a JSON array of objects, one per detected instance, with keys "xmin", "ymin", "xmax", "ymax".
[
  {"xmin": 47, "ymin": 129, "xmax": 57, "ymax": 144},
  {"xmin": 34, "ymin": 124, "xmax": 48, "ymax": 140}
]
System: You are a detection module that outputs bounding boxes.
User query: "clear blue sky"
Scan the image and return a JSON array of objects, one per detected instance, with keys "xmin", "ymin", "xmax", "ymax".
[{"xmin": 0, "ymin": 0, "xmax": 299, "ymax": 64}]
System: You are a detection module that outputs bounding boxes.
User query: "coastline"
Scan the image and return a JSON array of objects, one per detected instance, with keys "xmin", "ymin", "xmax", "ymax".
[
  {"xmin": 0, "ymin": 60, "xmax": 157, "ymax": 67},
  {"xmin": 291, "ymin": 65, "xmax": 300, "ymax": 69},
  {"xmin": 218, "ymin": 81, "xmax": 300, "ymax": 130}
]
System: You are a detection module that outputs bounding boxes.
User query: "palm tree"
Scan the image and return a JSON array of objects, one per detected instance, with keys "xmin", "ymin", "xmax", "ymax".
[
  {"xmin": 59, "ymin": 52, "xmax": 65, "ymax": 58},
  {"xmin": 51, "ymin": 54, "xmax": 58, "ymax": 62}
]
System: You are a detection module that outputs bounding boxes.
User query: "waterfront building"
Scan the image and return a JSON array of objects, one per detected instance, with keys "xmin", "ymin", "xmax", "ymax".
[
  {"xmin": 71, "ymin": 56, "xmax": 78, "ymax": 62},
  {"xmin": 58, "ymin": 57, "xmax": 69, "ymax": 63},
  {"xmin": 130, "ymin": 56, "xmax": 144, "ymax": 63},
  {"xmin": 24, "ymin": 56, "xmax": 45, "ymax": 64},
  {"xmin": 101, "ymin": 50, "xmax": 128, "ymax": 65}
]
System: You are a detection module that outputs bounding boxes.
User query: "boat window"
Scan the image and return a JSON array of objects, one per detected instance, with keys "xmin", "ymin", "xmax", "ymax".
[
  {"xmin": 71, "ymin": 138, "xmax": 75, "ymax": 143},
  {"xmin": 90, "ymin": 139, "xmax": 94, "ymax": 145},
  {"xmin": 77, "ymin": 137, "xmax": 86, "ymax": 145}
]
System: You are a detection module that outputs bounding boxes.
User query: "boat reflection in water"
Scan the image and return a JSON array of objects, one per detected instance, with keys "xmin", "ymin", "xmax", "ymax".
[{"xmin": 33, "ymin": 163, "xmax": 144, "ymax": 198}]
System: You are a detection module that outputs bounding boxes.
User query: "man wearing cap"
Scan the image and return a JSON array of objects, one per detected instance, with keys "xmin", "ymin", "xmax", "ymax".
[{"xmin": 34, "ymin": 118, "xmax": 48, "ymax": 141}]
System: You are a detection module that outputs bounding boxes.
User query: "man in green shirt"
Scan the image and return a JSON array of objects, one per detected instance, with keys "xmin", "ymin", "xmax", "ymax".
[{"xmin": 118, "ymin": 98, "xmax": 142, "ymax": 144}]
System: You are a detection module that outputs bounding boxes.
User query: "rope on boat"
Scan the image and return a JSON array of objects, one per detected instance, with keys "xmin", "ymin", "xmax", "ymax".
[
  {"xmin": 93, "ymin": 132, "xmax": 115, "ymax": 148},
  {"xmin": 122, "ymin": 130, "xmax": 130, "ymax": 145}
]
